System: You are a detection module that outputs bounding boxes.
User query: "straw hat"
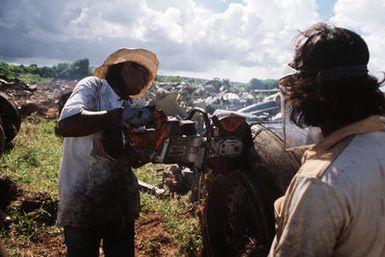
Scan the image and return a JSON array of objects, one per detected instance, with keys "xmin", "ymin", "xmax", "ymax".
[{"xmin": 94, "ymin": 48, "xmax": 159, "ymax": 98}]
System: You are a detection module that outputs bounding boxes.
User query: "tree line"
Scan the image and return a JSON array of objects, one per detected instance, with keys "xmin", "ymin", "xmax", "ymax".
[
  {"xmin": 0, "ymin": 59, "xmax": 92, "ymax": 81},
  {"xmin": 0, "ymin": 59, "xmax": 277, "ymax": 90},
  {"xmin": 247, "ymin": 78, "xmax": 277, "ymax": 90}
]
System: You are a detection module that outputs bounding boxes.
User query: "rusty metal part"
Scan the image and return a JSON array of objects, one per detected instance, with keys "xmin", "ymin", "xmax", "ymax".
[
  {"xmin": 201, "ymin": 170, "xmax": 275, "ymax": 257},
  {"xmin": 162, "ymin": 165, "xmax": 201, "ymax": 201},
  {"xmin": 249, "ymin": 123, "xmax": 304, "ymax": 193},
  {"xmin": 162, "ymin": 165, "xmax": 191, "ymax": 195},
  {"xmin": 138, "ymin": 179, "xmax": 168, "ymax": 198}
]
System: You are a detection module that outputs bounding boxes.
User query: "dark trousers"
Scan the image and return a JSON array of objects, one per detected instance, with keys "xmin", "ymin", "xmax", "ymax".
[{"xmin": 64, "ymin": 221, "xmax": 135, "ymax": 257}]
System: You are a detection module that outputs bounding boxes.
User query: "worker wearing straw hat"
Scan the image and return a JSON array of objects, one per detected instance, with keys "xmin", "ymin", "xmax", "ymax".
[{"xmin": 56, "ymin": 48, "xmax": 159, "ymax": 257}]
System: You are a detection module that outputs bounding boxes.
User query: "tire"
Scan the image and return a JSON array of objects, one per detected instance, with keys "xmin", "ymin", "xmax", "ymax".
[
  {"xmin": 201, "ymin": 170, "xmax": 275, "ymax": 257},
  {"xmin": 249, "ymin": 124, "xmax": 303, "ymax": 194},
  {"xmin": 0, "ymin": 124, "xmax": 5, "ymax": 157},
  {"xmin": 0, "ymin": 92, "xmax": 21, "ymax": 144},
  {"xmin": 200, "ymin": 123, "xmax": 303, "ymax": 257}
]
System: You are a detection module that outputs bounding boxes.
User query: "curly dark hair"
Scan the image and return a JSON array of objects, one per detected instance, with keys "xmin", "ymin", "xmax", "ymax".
[{"xmin": 280, "ymin": 22, "xmax": 385, "ymax": 130}]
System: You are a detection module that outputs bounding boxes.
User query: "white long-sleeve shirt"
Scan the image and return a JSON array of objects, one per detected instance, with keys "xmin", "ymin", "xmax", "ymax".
[
  {"xmin": 269, "ymin": 115, "xmax": 385, "ymax": 257},
  {"xmin": 57, "ymin": 76, "xmax": 140, "ymax": 227}
]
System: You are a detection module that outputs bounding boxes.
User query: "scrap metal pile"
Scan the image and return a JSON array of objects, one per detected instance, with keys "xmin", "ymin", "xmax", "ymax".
[
  {"xmin": 0, "ymin": 75, "xmax": 75, "ymax": 119},
  {"xmin": 134, "ymin": 78, "xmax": 282, "ymax": 198},
  {"xmin": 145, "ymin": 78, "xmax": 281, "ymax": 122},
  {"xmin": 0, "ymin": 76, "xmax": 282, "ymax": 195},
  {"xmin": 1, "ymin": 75, "xmax": 280, "ymax": 122}
]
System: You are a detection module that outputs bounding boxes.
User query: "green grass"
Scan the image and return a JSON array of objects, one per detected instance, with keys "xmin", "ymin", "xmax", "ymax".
[
  {"xmin": 0, "ymin": 116, "xmax": 62, "ymax": 196},
  {"xmin": 0, "ymin": 117, "xmax": 201, "ymax": 256},
  {"xmin": 140, "ymin": 192, "xmax": 201, "ymax": 256},
  {"xmin": 18, "ymin": 73, "xmax": 48, "ymax": 84}
]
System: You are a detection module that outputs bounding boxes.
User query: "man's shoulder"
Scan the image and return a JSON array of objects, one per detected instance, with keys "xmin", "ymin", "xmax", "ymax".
[
  {"xmin": 70, "ymin": 76, "xmax": 107, "ymax": 96},
  {"xmin": 297, "ymin": 133, "xmax": 358, "ymax": 180},
  {"xmin": 76, "ymin": 76, "xmax": 103, "ymax": 87},
  {"xmin": 331, "ymin": 131, "xmax": 385, "ymax": 168},
  {"xmin": 300, "ymin": 132, "xmax": 385, "ymax": 190},
  {"xmin": 326, "ymin": 132, "xmax": 385, "ymax": 176},
  {"xmin": 352, "ymin": 129, "xmax": 385, "ymax": 147}
]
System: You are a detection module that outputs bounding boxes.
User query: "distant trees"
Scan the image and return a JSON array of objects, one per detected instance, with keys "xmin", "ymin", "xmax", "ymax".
[
  {"xmin": 247, "ymin": 78, "xmax": 277, "ymax": 90},
  {"xmin": 0, "ymin": 59, "xmax": 92, "ymax": 81},
  {"xmin": 0, "ymin": 61, "xmax": 12, "ymax": 78},
  {"xmin": 39, "ymin": 59, "xmax": 92, "ymax": 80},
  {"xmin": 156, "ymin": 75, "xmax": 206, "ymax": 87},
  {"xmin": 1, "ymin": 58, "xmax": 280, "ymax": 90}
]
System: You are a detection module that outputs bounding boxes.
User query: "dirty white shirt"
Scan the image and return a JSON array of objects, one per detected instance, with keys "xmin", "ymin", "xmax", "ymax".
[
  {"xmin": 269, "ymin": 116, "xmax": 385, "ymax": 257},
  {"xmin": 57, "ymin": 76, "xmax": 140, "ymax": 227}
]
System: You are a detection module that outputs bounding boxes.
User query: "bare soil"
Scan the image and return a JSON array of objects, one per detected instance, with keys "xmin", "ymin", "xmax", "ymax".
[{"xmin": 2, "ymin": 202, "xmax": 179, "ymax": 257}]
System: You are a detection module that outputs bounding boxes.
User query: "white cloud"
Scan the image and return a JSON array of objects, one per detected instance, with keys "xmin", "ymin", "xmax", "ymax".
[
  {"xmin": 1, "ymin": 0, "xmax": 383, "ymax": 82},
  {"xmin": 331, "ymin": 0, "xmax": 385, "ymax": 74}
]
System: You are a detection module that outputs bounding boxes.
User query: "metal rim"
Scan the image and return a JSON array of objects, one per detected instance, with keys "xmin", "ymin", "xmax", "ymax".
[{"xmin": 201, "ymin": 170, "xmax": 275, "ymax": 257}]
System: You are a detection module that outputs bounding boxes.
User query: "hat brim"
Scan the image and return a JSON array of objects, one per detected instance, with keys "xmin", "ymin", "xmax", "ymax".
[{"xmin": 94, "ymin": 48, "xmax": 159, "ymax": 98}]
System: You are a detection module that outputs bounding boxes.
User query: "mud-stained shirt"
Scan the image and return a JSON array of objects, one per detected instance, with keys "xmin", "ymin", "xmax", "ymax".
[
  {"xmin": 56, "ymin": 76, "xmax": 140, "ymax": 227},
  {"xmin": 269, "ymin": 115, "xmax": 385, "ymax": 257}
]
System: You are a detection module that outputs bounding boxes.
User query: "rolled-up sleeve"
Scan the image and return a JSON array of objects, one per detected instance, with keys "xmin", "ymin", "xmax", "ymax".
[
  {"xmin": 59, "ymin": 77, "xmax": 99, "ymax": 121},
  {"xmin": 269, "ymin": 176, "xmax": 348, "ymax": 257}
]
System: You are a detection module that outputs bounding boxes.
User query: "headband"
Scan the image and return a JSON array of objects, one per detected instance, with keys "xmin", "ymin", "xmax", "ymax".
[
  {"xmin": 317, "ymin": 65, "xmax": 368, "ymax": 81},
  {"xmin": 280, "ymin": 64, "xmax": 368, "ymax": 81}
]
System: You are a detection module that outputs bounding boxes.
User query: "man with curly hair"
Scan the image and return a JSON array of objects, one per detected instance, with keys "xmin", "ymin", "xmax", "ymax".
[{"xmin": 269, "ymin": 23, "xmax": 385, "ymax": 257}]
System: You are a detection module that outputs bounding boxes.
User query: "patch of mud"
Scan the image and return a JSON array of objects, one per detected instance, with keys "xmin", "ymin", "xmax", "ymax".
[
  {"xmin": 18, "ymin": 191, "xmax": 58, "ymax": 226},
  {"xmin": 135, "ymin": 211, "xmax": 178, "ymax": 257},
  {"xmin": 4, "ymin": 231, "xmax": 66, "ymax": 257}
]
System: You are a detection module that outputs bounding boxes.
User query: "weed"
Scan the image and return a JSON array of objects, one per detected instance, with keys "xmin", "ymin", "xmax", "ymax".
[
  {"xmin": 17, "ymin": 147, "xmax": 40, "ymax": 168},
  {"xmin": 138, "ymin": 234, "xmax": 164, "ymax": 256}
]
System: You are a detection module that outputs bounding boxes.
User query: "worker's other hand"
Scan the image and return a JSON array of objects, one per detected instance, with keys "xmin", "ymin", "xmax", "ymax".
[{"xmin": 121, "ymin": 105, "xmax": 154, "ymax": 128}]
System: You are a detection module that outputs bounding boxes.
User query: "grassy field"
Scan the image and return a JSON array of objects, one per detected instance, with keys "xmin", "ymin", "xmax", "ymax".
[{"xmin": 0, "ymin": 116, "xmax": 201, "ymax": 256}]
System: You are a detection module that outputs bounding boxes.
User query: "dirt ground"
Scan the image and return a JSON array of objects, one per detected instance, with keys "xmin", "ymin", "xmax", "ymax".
[
  {"xmin": 2, "ymin": 213, "xmax": 178, "ymax": 257},
  {"xmin": 135, "ymin": 211, "xmax": 179, "ymax": 257},
  {"xmin": 0, "ymin": 176, "xmax": 182, "ymax": 257}
]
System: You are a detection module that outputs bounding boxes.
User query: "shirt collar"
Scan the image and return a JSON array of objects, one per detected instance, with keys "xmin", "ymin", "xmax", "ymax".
[{"xmin": 302, "ymin": 115, "xmax": 385, "ymax": 162}]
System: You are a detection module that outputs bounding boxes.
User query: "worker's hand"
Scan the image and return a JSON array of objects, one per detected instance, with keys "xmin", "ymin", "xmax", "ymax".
[{"xmin": 121, "ymin": 104, "xmax": 154, "ymax": 128}]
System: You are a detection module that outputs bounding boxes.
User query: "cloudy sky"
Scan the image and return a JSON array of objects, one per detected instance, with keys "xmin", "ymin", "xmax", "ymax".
[{"xmin": 0, "ymin": 0, "xmax": 384, "ymax": 82}]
